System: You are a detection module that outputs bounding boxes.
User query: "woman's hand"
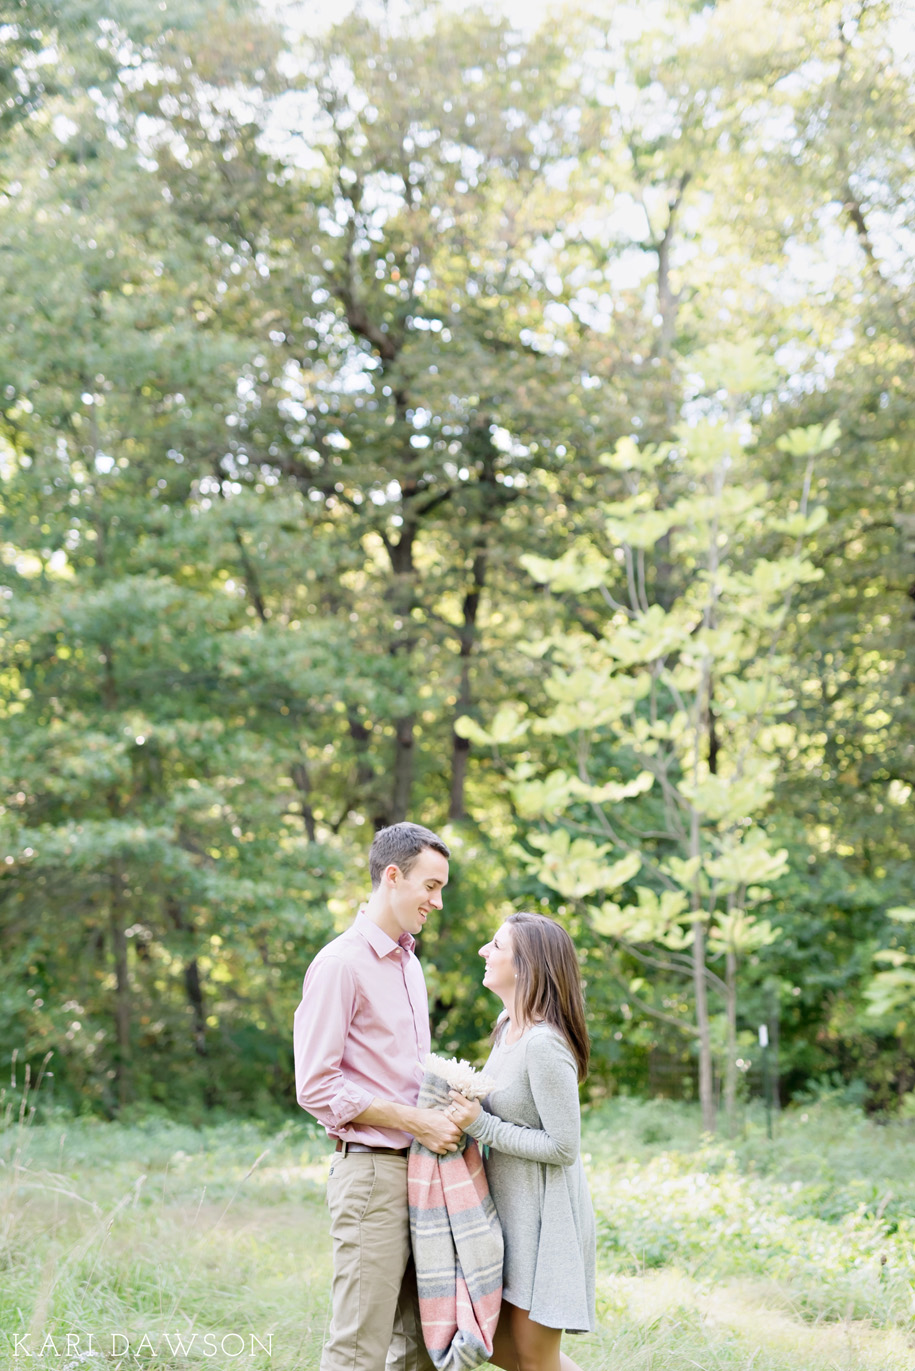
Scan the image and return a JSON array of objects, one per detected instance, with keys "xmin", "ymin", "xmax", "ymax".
[{"xmin": 446, "ymin": 1089, "xmax": 481, "ymax": 1130}]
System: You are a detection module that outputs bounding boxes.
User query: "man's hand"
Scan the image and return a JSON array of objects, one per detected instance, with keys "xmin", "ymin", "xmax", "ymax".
[
  {"xmin": 351, "ymin": 1096, "xmax": 462, "ymax": 1153},
  {"xmin": 409, "ymin": 1105, "xmax": 462, "ymax": 1155}
]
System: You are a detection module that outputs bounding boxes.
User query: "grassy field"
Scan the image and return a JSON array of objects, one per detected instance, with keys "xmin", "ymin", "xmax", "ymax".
[{"xmin": 1, "ymin": 1095, "xmax": 914, "ymax": 1370}]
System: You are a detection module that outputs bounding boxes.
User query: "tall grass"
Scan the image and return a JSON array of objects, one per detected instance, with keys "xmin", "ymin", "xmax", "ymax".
[{"xmin": 1, "ymin": 1090, "xmax": 914, "ymax": 1369}]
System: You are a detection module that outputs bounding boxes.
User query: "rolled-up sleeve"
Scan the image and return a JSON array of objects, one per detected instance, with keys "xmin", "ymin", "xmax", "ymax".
[{"xmin": 293, "ymin": 954, "xmax": 375, "ymax": 1129}]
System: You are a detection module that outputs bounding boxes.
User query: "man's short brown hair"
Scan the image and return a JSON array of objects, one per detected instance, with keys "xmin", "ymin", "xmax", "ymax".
[{"xmin": 368, "ymin": 822, "xmax": 450, "ymax": 888}]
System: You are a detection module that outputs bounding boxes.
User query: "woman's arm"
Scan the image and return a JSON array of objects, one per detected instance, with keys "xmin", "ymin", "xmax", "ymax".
[{"xmin": 458, "ymin": 1032, "xmax": 580, "ymax": 1165}]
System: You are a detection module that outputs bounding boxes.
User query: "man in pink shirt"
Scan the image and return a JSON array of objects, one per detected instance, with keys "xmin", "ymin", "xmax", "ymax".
[{"xmin": 294, "ymin": 821, "xmax": 462, "ymax": 1371}]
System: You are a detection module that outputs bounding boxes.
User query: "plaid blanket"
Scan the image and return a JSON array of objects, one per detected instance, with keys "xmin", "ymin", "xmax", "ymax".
[{"xmin": 408, "ymin": 1058, "xmax": 504, "ymax": 1371}]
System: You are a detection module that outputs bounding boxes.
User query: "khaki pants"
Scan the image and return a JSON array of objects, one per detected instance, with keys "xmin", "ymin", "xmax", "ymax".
[{"xmin": 322, "ymin": 1150, "xmax": 435, "ymax": 1371}]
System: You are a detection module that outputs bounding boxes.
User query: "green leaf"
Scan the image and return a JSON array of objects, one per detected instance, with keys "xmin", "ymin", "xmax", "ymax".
[
  {"xmin": 454, "ymin": 715, "xmax": 492, "ymax": 745},
  {"xmin": 520, "ymin": 548, "xmax": 610, "ymax": 592},
  {"xmin": 865, "ymin": 967, "xmax": 915, "ymax": 1020},
  {"xmin": 527, "ymin": 832, "xmax": 641, "ymax": 900},
  {"xmin": 568, "ymin": 769, "xmax": 655, "ymax": 804},
  {"xmin": 704, "ymin": 830, "xmax": 788, "ymax": 891},
  {"xmin": 454, "ymin": 704, "xmax": 528, "ymax": 746},
  {"xmin": 591, "ymin": 885, "xmax": 688, "ymax": 942},
  {"xmin": 775, "ymin": 420, "xmax": 841, "ymax": 457},
  {"xmin": 599, "ymin": 436, "xmax": 668, "ymax": 474},
  {"xmin": 512, "ymin": 770, "xmax": 576, "ymax": 818},
  {"xmin": 708, "ymin": 910, "xmax": 781, "ymax": 953},
  {"xmin": 488, "ymin": 703, "xmax": 530, "ymax": 744},
  {"xmin": 681, "ymin": 761, "xmax": 778, "ymax": 822}
]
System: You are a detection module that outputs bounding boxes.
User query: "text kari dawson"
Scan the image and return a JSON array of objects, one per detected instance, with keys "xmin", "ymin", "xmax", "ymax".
[{"xmin": 8, "ymin": 1331, "xmax": 273, "ymax": 1359}]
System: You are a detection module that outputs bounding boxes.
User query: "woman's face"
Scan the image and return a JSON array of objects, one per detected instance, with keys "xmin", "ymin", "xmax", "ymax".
[{"xmin": 480, "ymin": 922, "xmax": 516, "ymax": 1001}]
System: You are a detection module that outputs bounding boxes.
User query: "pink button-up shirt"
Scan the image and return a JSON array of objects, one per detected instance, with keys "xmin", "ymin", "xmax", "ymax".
[{"xmin": 293, "ymin": 910, "xmax": 431, "ymax": 1148}]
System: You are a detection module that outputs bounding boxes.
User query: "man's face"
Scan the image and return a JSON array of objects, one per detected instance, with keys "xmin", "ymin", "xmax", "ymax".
[{"xmin": 386, "ymin": 847, "xmax": 449, "ymax": 938}]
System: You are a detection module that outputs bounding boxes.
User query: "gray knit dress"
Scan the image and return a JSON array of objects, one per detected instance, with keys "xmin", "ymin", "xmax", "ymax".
[{"xmin": 464, "ymin": 1024, "xmax": 596, "ymax": 1333}]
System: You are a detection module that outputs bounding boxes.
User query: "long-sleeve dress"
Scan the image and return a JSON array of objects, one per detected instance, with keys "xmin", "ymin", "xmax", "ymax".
[{"xmin": 463, "ymin": 1023, "xmax": 596, "ymax": 1333}]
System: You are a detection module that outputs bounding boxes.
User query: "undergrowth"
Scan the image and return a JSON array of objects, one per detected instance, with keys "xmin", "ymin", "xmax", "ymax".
[{"xmin": 0, "ymin": 1092, "xmax": 913, "ymax": 1369}]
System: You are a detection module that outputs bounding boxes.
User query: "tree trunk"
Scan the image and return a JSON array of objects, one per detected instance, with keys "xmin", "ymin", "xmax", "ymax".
[
  {"xmin": 391, "ymin": 713, "xmax": 415, "ymax": 822},
  {"xmin": 290, "ymin": 758, "xmax": 317, "ymax": 842},
  {"xmin": 724, "ymin": 942, "xmax": 738, "ymax": 1138},
  {"xmin": 768, "ymin": 980, "xmax": 781, "ymax": 1119},
  {"xmin": 651, "ymin": 171, "xmax": 691, "ymax": 429},
  {"xmin": 346, "ymin": 712, "xmax": 389, "ymax": 831},
  {"xmin": 691, "ymin": 911, "xmax": 715, "ymax": 1134},
  {"xmin": 689, "ymin": 799, "xmax": 715, "ymax": 1132},
  {"xmin": 691, "ymin": 463, "xmax": 726, "ymax": 1134},
  {"xmin": 101, "ymin": 640, "xmax": 130, "ymax": 1111},
  {"xmin": 232, "ymin": 523, "xmax": 268, "ymax": 622},
  {"xmin": 708, "ymin": 684, "xmax": 720, "ymax": 777},
  {"xmin": 385, "ymin": 521, "xmax": 418, "ymax": 822},
  {"xmin": 450, "ymin": 731, "xmax": 470, "ymax": 823},
  {"xmin": 449, "ymin": 550, "xmax": 487, "ymax": 821},
  {"xmin": 109, "ymin": 874, "xmax": 131, "ymax": 1111},
  {"xmin": 184, "ymin": 958, "xmax": 207, "ymax": 1059},
  {"xmin": 166, "ymin": 897, "xmax": 208, "ymax": 1060},
  {"xmin": 690, "ymin": 658, "xmax": 716, "ymax": 1134}
]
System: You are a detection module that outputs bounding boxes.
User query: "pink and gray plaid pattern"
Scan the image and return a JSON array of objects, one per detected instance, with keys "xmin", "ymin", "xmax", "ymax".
[{"xmin": 408, "ymin": 1069, "xmax": 504, "ymax": 1371}]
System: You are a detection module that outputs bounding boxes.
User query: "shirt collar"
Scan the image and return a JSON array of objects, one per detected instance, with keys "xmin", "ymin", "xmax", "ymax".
[{"xmin": 355, "ymin": 908, "xmax": 415, "ymax": 960}]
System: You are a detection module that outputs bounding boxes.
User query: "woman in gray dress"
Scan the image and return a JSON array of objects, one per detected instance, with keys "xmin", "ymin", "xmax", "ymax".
[{"xmin": 447, "ymin": 912, "xmax": 596, "ymax": 1371}]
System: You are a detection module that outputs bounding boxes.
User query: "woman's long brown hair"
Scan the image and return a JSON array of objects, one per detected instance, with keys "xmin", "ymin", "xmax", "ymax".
[{"xmin": 504, "ymin": 911, "xmax": 590, "ymax": 1082}]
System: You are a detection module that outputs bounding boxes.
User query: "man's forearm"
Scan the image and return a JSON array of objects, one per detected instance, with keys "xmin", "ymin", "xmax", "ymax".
[
  {"xmin": 351, "ymin": 1097, "xmax": 462, "ymax": 1154},
  {"xmin": 352, "ymin": 1097, "xmax": 424, "ymax": 1134}
]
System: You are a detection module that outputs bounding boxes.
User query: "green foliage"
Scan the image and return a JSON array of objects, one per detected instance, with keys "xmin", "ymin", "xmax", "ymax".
[
  {"xmin": 0, "ymin": 0, "xmax": 913, "ymax": 1115},
  {"xmin": 589, "ymin": 1104, "xmax": 915, "ymax": 1329},
  {"xmin": 3, "ymin": 1102, "xmax": 915, "ymax": 1369},
  {"xmin": 503, "ymin": 394, "xmax": 832, "ymax": 1127}
]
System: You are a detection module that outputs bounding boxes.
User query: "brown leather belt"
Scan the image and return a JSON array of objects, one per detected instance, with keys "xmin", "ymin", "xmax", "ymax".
[{"xmin": 335, "ymin": 1140, "xmax": 409, "ymax": 1157}]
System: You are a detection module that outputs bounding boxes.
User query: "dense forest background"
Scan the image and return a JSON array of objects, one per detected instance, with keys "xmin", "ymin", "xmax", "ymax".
[{"xmin": 1, "ymin": 0, "xmax": 913, "ymax": 1128}]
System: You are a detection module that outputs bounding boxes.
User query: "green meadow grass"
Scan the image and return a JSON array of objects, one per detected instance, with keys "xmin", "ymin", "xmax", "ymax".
[{"xmin": 1, "ymin": 1097, "xmax": 914, "ymax": 1369}]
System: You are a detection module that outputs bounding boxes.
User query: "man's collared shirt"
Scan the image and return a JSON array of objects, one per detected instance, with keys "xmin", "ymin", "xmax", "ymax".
[{"xmin": 293, "ymin": 909, "xmax": 431, "ymax": 1148}]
